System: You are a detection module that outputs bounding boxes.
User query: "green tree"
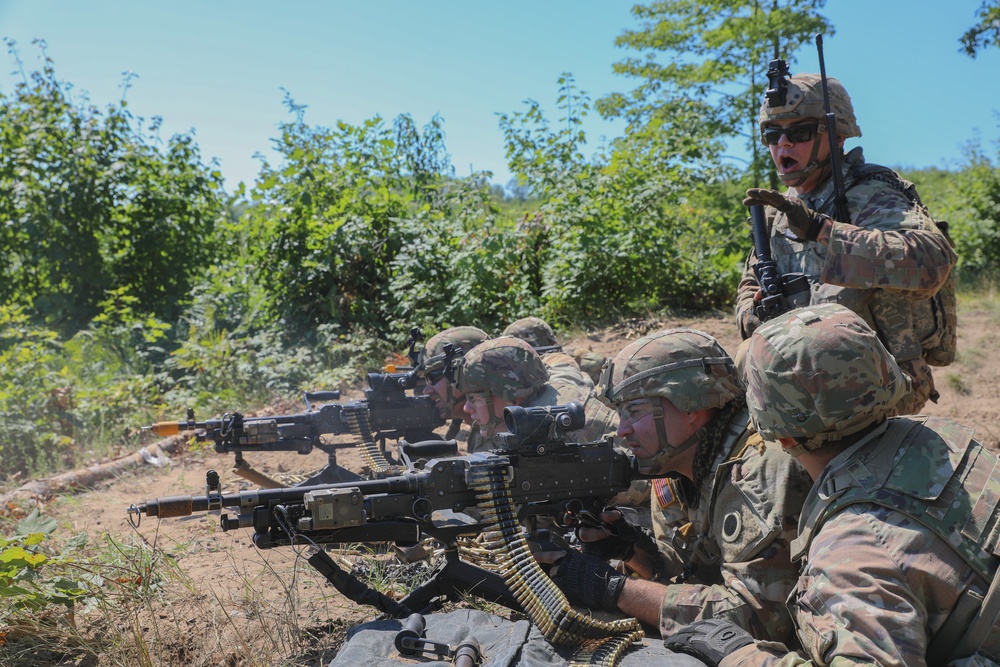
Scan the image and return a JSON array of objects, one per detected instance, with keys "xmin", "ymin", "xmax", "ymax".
[
  {"xmin": 0, "ymin": 40, "xmax": 226, "ymax": 332},
  {"xmin": 597, "ymin": 0, "xmax": 831, "ymax": 189},
  {"xmin": 951, "ymin": 140, "xmax": 1000, "ymax": 280},
  {"xmin": 960, "ymin": 1, "xmax": 1000, "ymax": 57},
  {"xmin": 499, "ymin": 75, "xmax": 743, "ymax": 323},
  {"xmin": 242, "ymin": 96, "xmax": 459, "ymax": 336}
]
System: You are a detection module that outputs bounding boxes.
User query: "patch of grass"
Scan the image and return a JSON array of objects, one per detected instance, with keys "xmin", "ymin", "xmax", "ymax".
[{"xmin": 947, "ymin": 373, "xmax": 973, "ymax": 396}]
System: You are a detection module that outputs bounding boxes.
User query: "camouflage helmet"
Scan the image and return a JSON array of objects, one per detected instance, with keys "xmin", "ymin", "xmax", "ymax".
[
  {"xmin": 600, "ymin": 329, "xmax": 742, "ymax": 413},
  {"xmin": 417, "ymin": 326, "xmax": 490, "ymax": 378},
  {"xmin": 502, "ymin": 316, "xmax": 559, "ymax": 349},
  {"xmin": 759, "ymin": 73, "xmax": 861, "ymax": 141},
  {"xmin": 455, "ymin": 337, "xmax": 549, "ymax": 402},
  {"xmin": 745, "ymin": 303, "xmax": 908, "ymax": 453}
]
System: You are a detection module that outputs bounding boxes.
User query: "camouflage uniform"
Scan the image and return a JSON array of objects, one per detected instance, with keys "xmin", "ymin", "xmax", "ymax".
[
  {"xmin": 502, "ymin": 316, "xmax": 606, "ymax": 387},
  {"xmin": 736, "ymin": 73, "xmax": 957, "ymax": 415},
  {"xmin": 724, "ymin": 303, "xmax": 1000, "ymax": 667},
  {"xmin": 455, "ymin": 337, "xmax": 617, "ymax": 454},
  {"xmin": 649, "ymin": 420, "xmax": 812, "ymax": 643},
  {"xmin": 602, "ymin": 330, "xmax": 812, "ymax": 644}
]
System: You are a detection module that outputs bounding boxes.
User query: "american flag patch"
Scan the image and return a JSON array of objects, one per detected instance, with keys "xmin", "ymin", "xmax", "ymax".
[{"xmin": 653, "ymin": 478, "xmax": 678, "ymax": 509}]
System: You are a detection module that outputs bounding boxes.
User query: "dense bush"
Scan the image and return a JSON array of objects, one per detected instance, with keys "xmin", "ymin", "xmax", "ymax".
[
  {"xmin": 0, "ymin": 40, "xmax": 227, "ymax": 334},
  {"xmin": 498, "ymin": 75, "xmax": 745, "ymax": 324},
  {"xmin": 904, "ymin": 139, "xmax": 1000, "ymax": 285}
]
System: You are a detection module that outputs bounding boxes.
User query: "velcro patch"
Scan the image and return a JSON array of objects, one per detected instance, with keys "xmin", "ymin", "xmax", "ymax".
[{"xmin": 653, "ymin": 478, "xmax": 679, "ymax": 509}]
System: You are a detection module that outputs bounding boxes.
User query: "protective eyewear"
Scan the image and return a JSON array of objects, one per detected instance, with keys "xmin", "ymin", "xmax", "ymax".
[
  {"xmin": 423, "ymin": 368, "xmax": 446, "ymax": 384},
  {"xmin": 761, "ymin": 122, "xmax": 820, "ymax": 146},
  {"xmin": 618, "ymin": 399, "xmax": 654, "ymax": 426}
]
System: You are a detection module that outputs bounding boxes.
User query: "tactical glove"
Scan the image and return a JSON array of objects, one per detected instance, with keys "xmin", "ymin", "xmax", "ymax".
[
  {"xmin": 664, "ymin": 618, "xmax": 754, "ymax": 667},
  {"xmin": 737, "ymin": 303, "xmax": 761, "ymax": 339},
  {"xmin": 547, "ymin": 549, "xmax": 627, "ymax": 613},
  {"xmin": 575, "ymin": 508, "xmax": 660, "ymax": 564},
  {"xmin": 743, "ymin": 188, "xmax": 828, "ymax": 242}
]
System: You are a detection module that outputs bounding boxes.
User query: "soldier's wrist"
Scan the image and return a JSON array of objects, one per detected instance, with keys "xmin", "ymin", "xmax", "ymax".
[{"xmin": 815, "ymin": 217, "xmax": 833, "ymax": 245}]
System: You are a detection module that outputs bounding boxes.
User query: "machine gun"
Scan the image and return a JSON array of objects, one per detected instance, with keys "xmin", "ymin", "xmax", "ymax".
[
  {"xmin": 142, "ymin": 369, "xmax": 446, "ymax": 487},
  {"xmin": 128, "ymin": 403, "xmax": 636, "ymax": 617}
]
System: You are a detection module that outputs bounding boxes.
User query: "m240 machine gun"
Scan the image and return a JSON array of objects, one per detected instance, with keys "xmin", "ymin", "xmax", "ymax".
[
  {"xmin": 142, "ymin": 370, "xmax": 446, "ymax": 487},
  {"xmin": 128, "ymin": 403, "xmax": 636, "ymax": 619}
]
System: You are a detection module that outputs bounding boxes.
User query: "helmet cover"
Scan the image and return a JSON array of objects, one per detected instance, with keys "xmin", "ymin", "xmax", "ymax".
[
  {"xmin": 455, "ymin": 337, "xmax": 549, "ymax": 402},
  {"xmin": 745, "ymin": 303, "xmax": 908, "ymax": 450}
]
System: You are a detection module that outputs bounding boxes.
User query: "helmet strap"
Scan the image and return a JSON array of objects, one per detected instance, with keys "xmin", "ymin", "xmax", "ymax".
[
  {"xmin": 638, "ymin": 403, "xmax": 703, "ymax": 476},
  {"xmin": 481, "ymin": 393, "xmax": 505, "ymax": 436},
  {"xmin": 441, "ymin": 382, "xmax": 463, "ymax": 414},
  {"xmin": 777, "ymin": 138, "xmax": 825, "ymax": 187}
]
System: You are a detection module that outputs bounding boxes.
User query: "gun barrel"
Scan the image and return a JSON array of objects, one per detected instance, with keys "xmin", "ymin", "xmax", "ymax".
[
  {"xmin": 750, "ymin": 205, "xmax": 772, "ymax": 262},
  {"xmin": 130, "ymin": 474, "xmax": 428, "ymax": 518}
]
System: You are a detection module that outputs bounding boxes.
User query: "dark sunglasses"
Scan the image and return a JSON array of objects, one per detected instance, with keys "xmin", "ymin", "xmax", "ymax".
[
  {"xmin": 424, "ymin": 368, "xmax": 446, "ymax": 383},
  {"xmin": 761, "ymin": 122, "xmax": 819, "ymax": 146}
]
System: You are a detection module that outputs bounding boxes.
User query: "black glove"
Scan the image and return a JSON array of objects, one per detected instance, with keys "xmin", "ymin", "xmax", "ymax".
[
  {"xmin": 743, "ymin": 188, "xmax": 828, "ymax": 242},
  {"xmin": 664, "ymin": 619, "xmax": 754, "ymax": 667},
  {"xmin": 547, "ymin": 549, "xmax": 627, "ymax": 613},
  {"xmin": 576, "ymin": 509, "xmax": 660, "ymax": 564}
]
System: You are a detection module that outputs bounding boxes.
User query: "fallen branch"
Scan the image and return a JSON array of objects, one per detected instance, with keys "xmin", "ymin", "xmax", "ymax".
[{"xmin": 0, "ymin": 433, "xmax": 189, "ymax": 506}]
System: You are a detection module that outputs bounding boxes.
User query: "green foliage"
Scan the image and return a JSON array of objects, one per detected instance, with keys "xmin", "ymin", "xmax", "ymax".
[
  {"xmin": 389, "ymin": 178, "xmax": 540, "ymax": 333},
  {"xmin": 0, "ymin": 40, "xmax": 227, "ymax": 333},
  {"xmin": 0, "ymin": 295, "xmax": 174, "ymax": 482},
  {"xmin": 597, "ymin": 0, "xmax": 831, "ymax": 188},
  {"xmin": 0, "ymin": 305, "xmax": 74, "ymax": 479},
  {"xmin": 243, "ymin": 102, "xmax": 420, "ymax": 333},
  {"xmin": 0, "ymin": 510, "xmax": 92, "ymax": 619},
  {"xmin": 959, "ymin": 1, "xmax": 1000, "ymax": 57},
  {"xmin": 905, "ymin": 137, "xmax": 1000, "ymax": 286},
  {"xmin": 498, "ymin": 75, "xmax": 744, "ymax": 325},
  {"xmin": 950, "ymin": 140, "xmax": 1000, "ymax": 280}
]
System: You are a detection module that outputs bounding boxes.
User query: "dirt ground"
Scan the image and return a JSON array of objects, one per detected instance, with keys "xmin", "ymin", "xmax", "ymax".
[{"xmin": 3, "ymin": 298, "xmax": 998, "ymax": 667}]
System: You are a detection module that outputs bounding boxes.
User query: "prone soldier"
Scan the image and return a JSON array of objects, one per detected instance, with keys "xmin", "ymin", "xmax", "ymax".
[
  {"xmin": 502, "ymin": 315, "xmax": 607, "ymax": 386},
  {"xmin": 411, "ymin": 326, "xmax": 490, "ymax": 441},
  {"xmin": 667, "ymin": 303, "xmax": 1000, "ymax": 666},
  {"xmin": 535, "ymin": 329, "xmax": 812, "ymax": 645},
  {"xmin": 454, "ymin": 336, "xmax": 617, "ymax": 455}
]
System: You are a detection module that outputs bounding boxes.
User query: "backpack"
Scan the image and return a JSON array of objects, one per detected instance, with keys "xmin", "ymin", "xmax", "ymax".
[{"xmin": 852, "ymin": 163, "xmax": 958, "ymax": 367}]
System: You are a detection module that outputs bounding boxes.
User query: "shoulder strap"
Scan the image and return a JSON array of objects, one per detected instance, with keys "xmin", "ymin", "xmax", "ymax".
[
  {"xmin": 791, "ymin": 419, "xmax": 919, "ymax": 561},
  {"xmin": 849, "ymin": 161, "xmax": 923, "ymax": 206}
]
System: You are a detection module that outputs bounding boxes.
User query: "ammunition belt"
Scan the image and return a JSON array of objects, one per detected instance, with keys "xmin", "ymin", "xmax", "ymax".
[
  {"xmin": 343, "ymin": 407, "xmax": 393, "ymax": 474},
  {"xmin": 468, "ymin": 458, "xmax": 643, "ymax": 667}
]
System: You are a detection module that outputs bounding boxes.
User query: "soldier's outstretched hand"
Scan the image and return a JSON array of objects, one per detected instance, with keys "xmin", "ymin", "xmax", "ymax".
[
  {"xmin": 535, "ymin": 548, "xmax": 627, "ymax": 613},
  {"xmin": 743, "ymin": 188, "xmax": 829, "ymax": 242}
]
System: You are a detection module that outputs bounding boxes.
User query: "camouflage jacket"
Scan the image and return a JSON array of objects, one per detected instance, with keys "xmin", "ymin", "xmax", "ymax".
[
  {"xmin": 735, "ymin": 148, "xmax": 957, "ymax": 413},
  {"xmin": 653, "ymin": 410, "xmax": 813, "ymax": 646},
  {"xmin": 723, "ymin": 416, "xmax": 1000, "ymax": 667}
]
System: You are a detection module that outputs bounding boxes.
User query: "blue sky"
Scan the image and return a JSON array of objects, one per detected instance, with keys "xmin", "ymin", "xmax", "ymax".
[{"xmin": 1, "ymin": 1, "xmax": 998, "ymax": 193}]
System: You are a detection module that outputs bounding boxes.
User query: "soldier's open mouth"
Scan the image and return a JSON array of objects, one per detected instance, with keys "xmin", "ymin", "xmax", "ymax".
[{"xmin": 779, "ymin": 155, "xmax": 799, "ymax": 171}]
